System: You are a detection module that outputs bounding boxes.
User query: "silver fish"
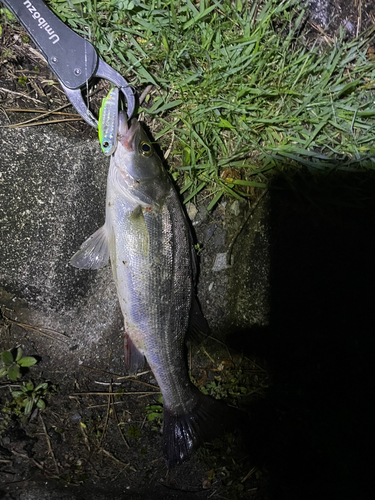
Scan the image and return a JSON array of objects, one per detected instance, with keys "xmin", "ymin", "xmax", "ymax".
[{"xmin": 71, "ymin": 112, "xmax": 226, "ymax": 466}]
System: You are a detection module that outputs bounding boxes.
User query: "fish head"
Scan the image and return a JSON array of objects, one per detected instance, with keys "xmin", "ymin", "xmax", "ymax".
[{"xmin": 112, "ymin": 112, "xmax": 169, "ymax": 205}]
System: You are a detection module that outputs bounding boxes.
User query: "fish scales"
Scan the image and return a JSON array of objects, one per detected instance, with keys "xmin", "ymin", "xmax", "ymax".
[
  {"xmin": 109, "ymin": 176, "xmax": 193, "ymax": 411},
  {"xmin": 71, "ymin": 113, "xmax": 231, "ymax": 466}
]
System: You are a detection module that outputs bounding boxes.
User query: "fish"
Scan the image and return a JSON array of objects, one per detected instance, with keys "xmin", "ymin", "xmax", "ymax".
[
  {"xmin": 70, "ymin": 112, "xmax": 229, "ymax": 466},
  {"xmin": 98, "ymin": 87, "xmax": 119, "ymax": 156}
]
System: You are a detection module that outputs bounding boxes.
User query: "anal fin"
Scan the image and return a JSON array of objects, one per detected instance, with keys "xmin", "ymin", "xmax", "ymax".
[{"xmin": 124, "ymin": 332, "xmax": 145, "ymax": 375}]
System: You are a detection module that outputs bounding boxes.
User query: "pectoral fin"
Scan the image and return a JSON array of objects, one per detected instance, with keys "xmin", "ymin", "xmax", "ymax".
[{"xmin": 70, "ymin": 225, "xmax": 109, "ymax": 270}]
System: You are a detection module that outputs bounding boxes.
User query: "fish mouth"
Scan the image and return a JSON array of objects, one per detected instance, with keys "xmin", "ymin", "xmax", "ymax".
[{"xmin": 118, "ymin": 112, "xmax": 140, "ymax": 152}]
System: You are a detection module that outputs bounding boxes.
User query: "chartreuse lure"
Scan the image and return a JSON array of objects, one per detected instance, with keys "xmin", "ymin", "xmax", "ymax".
[{"xmin": 98, "ymin": 87, "xmax": 119, "ymax": 155}]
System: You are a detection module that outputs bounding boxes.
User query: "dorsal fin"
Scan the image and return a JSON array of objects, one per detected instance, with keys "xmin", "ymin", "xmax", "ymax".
[{"xmin": 187, "ymin": 296, "xmax": 210, "ymax": 343}]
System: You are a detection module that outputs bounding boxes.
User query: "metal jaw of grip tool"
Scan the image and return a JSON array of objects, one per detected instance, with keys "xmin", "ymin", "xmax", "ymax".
[{"xmin": 1, "ymin": 0, "xmax": 135, "ymax": 127}]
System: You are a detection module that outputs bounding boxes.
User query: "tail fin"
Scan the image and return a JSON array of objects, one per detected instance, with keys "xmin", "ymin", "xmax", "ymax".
[{"xmin": 163, "ymin": 390, "xmax": 240, "ymax": 467}]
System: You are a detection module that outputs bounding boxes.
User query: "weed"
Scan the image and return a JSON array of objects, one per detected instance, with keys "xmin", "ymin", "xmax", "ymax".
[
  {"xmin": 0, "ymin": 378, "xmax": 57, "ymax": 436},
  {"xmin": 145, "ymin": 394, "xmax": 163, "ymax": 431},
  {"xmin": 194, "ymin": 243, "xmax": 203, "ymax": 255},
  {"xmin": 192, "ymin": 359, "xmax": 269, "ymax": 403},
  {"xmin": 0, "ymin": 7, "xmax": 14, "ymax": 22},
  {"xmin": 17, "ymin": 76, "xmax": 28, "ymax": 86},
  {"xmin": 11, "ymin": 381, "xmax": 50, "ymax": 415},
  {"xmin": 0, "ymin": 348, "xmax": 37, "ymax": 381}
]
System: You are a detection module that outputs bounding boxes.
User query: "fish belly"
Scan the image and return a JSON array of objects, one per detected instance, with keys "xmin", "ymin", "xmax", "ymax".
[{"xmin": 108, "ymin": 182, "xmax": 195, "ymax": 411}]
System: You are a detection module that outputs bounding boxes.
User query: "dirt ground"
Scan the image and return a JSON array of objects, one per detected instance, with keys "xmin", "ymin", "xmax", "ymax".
[{"xmin": 1, "ymin": 1, "xmax": 375, "ymax": 499}]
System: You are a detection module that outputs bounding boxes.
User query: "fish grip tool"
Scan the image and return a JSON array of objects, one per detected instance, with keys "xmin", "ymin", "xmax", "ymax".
[{"xmin": 1, "ymin": 0, "xmax": 135, "ymax": 126}]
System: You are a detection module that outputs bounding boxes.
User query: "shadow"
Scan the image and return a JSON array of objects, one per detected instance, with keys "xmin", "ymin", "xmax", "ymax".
[{"xmin": 228, "ymin": 172, "xmax": 375, "ymax": 500}]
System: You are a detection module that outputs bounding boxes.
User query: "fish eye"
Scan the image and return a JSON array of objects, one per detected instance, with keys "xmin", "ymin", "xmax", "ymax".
[
  {"xmin": 102, "ymin": 141, "xmax": 109, "ymax": 149},
  {"xmin": 139, "ymin": 141, "xmax": 153, "ymax": 157}
]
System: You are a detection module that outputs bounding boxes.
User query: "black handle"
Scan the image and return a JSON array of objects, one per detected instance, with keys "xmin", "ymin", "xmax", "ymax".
[{"xmin": 1, "ymin": 0, "xmax": 98, "ymax": 89}]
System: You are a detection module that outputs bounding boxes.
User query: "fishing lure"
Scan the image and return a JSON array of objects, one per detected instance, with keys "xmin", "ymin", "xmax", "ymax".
[{"xmin": 98, "ymin": 87, "xmax": 119, "ymax": 155}]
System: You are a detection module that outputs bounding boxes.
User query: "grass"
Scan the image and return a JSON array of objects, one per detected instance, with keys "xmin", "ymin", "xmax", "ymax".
[{"xmin": 5, "ymin": 0, "xmax": 375, "ymax": 206}]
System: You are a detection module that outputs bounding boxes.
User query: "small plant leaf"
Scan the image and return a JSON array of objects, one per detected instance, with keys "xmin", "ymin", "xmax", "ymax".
[
  {"xmin": 35, "ymin": 382, "xmax": 48, "ymax": 391},
  {"xmin": 8, "ymin": 364, "xmax": 20, "ymax": 381},
  {"xmin": 0, "ymin": 366, "xmax": 8, "ymax": 378},
  {"xmin": 147, "ymin": 412, "xmax": 161, "ymax": 422},
  {"xmin": 207, "ymin": 189, "xmax": 224, "ymax": 211},
  {"xmin": 15, "ymin": 347, "xmax": 23, "ymax": 362},
  {"xmin": 4, "ymin": 8, "xmax": 14, "ymax": 20},
  {"xmin": 1, "ymin": 351, "xmax": 14, "ymax": 365},
  {"xmin": 218, "ymin": 117, "xmax": 235, "ymax": 129},
  {"xmin": 18, "ymin": 356, "xmax": 37, "ymax": 368},
  {"xmin": 24, "ymin": 399, "xmax": 33, "ymax": 415},
  {"xmin": 36, "ymin": 399, "xmax": 46, "ymax": 409},
  {"xmin": 11, "ymin": 391, "xmax": 23, "ymax": 397},
  {"xmin": 147, "ymin": 405, "xmax": 162, "ymax": 412},
  {"xmin": 26, "ymin": 381, "xmax": 34, "ymax": 391}
]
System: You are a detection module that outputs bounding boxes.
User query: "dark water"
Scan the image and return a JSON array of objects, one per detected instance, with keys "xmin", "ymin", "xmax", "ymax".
[{"xmin": 230, "ymin": 173, "xmax": 375, "ymax": 500}]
